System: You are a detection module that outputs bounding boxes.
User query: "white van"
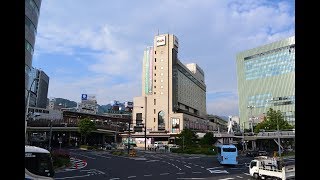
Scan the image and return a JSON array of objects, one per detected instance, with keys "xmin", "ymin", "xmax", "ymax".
[{"xmin": 154, "ymin": 141, "xmax": 164, "ymax": 148}]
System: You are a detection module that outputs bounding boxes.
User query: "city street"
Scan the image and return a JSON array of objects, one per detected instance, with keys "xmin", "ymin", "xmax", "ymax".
[{"xmin": 54, "ymin": 149, "xmax": 262, "ymax": 180}]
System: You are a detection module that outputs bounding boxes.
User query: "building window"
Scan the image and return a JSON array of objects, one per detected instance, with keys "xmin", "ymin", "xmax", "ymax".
[
  {"xmin": 154, "ymin": 119, "xmax": 156, "ymax": 123},
  {"xmin": 160, "ymin": 79, "xmax": 163, "ymax": 82},
  {"xmin": 154, "ymin": 99, "xmax": 156, "ymax": 105},
  {"xmin": 160, "ymin": 73, "xmax": 163, "ymax": 76},
  {"xmin": 154, "ymin": 92, "xmax": 156, "ymax": 94},
  {"xmin": 155, "ymin": 51, "xmax": 156, "ymax": 54},
  {"xmin": 25, "ymin": 39, "xmax": 34, "ymax": 55},
  {"xmin": 160, "ymin": 92, "xmax": 163, "ymax": 95},
  {"xmin": 25, "ymin": 16, "xmax": 37, "ymax": 36},
  {"xmin": 154, "ymin": 80, "xmax": 156, "ymax": 82},
  {"xmin": 161, "ymin": 67, "xmax": 164, "ymax": 70},
  {"xmin": 161, "ymin": 59, "xmax": 164, "ymax": 62},
  {"xmin": 154, "ymin": 86, "xmax": 156, "ymax": 88},
  {"xmin": 155, "ymin": 58, "xmax": 156, "ymax": 62},
  {"xmin": 154, "ymin": 73, "xmax": 156, "ymax": 76},
  {"xmin": 155, "ymin": 66, "xmax": 156, "ymax": 70},
  {"xmin": 160, "ymin": 86, "xmax": 163, "ymax": 89},
  {"xmin": 154, "ymin": 109, "xmax": 156, "ymax": 114}
]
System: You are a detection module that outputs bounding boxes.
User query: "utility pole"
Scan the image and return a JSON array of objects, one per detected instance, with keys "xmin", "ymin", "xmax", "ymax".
[
  {"xmin": 277, "ymin": 118, "xmax": 282, "ymax": 157},
  {"xmin": 127, "ymin": 120, "xmax": 131, "ymax": 155},
  {"xmin": 247, "ymin": 106, "xmax": 255, "ymax": 134},
  {"xmin": 48, "ymin": 120, "xmax": 53, "ymax": 151}
]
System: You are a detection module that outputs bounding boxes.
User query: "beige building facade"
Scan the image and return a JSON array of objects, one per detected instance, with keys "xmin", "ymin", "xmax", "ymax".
[{"xmin": 133, "ymin": 34, "xmax": 207, "ymax": 135}]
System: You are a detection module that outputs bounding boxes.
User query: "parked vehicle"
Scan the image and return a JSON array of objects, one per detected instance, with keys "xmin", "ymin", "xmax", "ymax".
[
  {"xmin": 153, "ymin": 141, "xmax": 164, "ymax": 148},
  {"xmin": 246, "ymin": 150, "xmax": 258, "ymax": 157},
  {"xmin": 216, "ymin": 144, "xmax": 238, "ymax": 165},
  {"xmin": 257, "ymin": 151, "xmax": 268, "ymax": 156},
  {"xmin": 248, "ymin": 156, "xmax": 295, "ymax": 179}
]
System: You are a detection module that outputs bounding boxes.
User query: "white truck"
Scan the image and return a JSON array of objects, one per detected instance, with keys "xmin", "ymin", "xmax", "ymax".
[{"xmin": 248, "ymin": 156, "xmax": 295, "ymax": 180}]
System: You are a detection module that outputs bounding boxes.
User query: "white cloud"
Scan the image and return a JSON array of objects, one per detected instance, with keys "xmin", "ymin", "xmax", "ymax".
[{"xmin": 34, "ymin": 0, "xmax": 294, "ymax": 116}]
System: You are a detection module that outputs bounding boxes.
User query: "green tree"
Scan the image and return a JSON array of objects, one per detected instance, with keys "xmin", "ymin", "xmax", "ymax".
[
  {"xmin": 199, "ymin": 132, "xmax": 217, "ymax": 146},
  {"xmin": 176, "ymin": 129, "xmax": 198, "ymax": 149},
  {"xmin": 254, "ymin": 108, "xmax": 294, "ymax": 133},
  {"xmin": 78, "ymin": 118, "xmax": 96, "ymax": 145}
]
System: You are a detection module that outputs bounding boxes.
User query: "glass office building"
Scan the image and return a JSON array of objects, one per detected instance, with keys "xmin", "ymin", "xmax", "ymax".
[{"xmin": 236, "ymin": 36, "xmax": 295, "ymax": 129}]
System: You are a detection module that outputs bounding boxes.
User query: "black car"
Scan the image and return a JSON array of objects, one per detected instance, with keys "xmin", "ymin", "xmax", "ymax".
[
  {"xmin": 257, "ymin": 151, "xmax": 268, "ymax": 156},
  {"xmin": 258, "ymin": 151, "xmax": 269, "ymax": 156},
  {"xmin": 246, "ymin": 150, "xmax": 258, "ymax": 157}
]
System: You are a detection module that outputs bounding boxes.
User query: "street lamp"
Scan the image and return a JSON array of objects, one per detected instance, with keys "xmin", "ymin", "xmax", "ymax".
[
  {"xmin": 277, "ymin": 117, "xmax": 282, "ymax": 157},
  {"xmin": 247, "ymin": 105, "xmax": 255, "ymax": 134},
  {"xmin": 25, "ymin": 78, "xmax": 39, "ymax": 144}
]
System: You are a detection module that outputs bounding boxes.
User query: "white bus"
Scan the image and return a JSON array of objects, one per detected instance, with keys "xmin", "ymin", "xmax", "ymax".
[
  {"xmin": 25, "ymin": 145, "xmax": 55, "ymax": 180},
  {"xmin": 216, "ymin": 144, "xmax": 238, "ymax": 165}
]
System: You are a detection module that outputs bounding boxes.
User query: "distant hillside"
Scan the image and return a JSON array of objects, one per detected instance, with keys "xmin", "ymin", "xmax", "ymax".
[
  {"xmin": 54, "ymin": 98, "xmax": 77, "ymax": 108},
  {"xmin": 97, "ymin": 104, "xmax": 112, "ymax": 114}
]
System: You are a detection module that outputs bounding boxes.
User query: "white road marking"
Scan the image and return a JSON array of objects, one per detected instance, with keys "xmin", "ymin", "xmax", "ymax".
[
  {"xmin": 243, "ymin": 173, "xmax": 250, "ymax": 176},
  {"xmin": 109, "ymin": 178, "xmax": 120, "ymax": 180},
  {"xmin": 128, "ymin": 176, "xmax": 136, "ymax": 178},
  {"xmin": 200, "ymin": 166, "xmax": 205, "ymax": 168},
  {"xmin": 236, "ymin": 176, "xmax": 243, "ymax": 178},
  {"xmin": 218, "ymin": 178, "xmax": 234, "ymax": 180},
  {"xmin": 176, "ymin": 160, "xmax": 181, "ymax": 162},
  {"xmin": 160, "ymin": 173, "xmax": 170, "ymax": 175},
  {"xmin": 177, "ymin": 172, "xmax": 185, "ymax": 174},
  {"xmin": 144, "ymin": 174, "xmax": 152, "ymax": 176},
  {"xmin": 184, "ymin": 165, "xmax": 191, "ymax": 168},
  {"xmin": 177, "ymin": 178, "xmax": 205, "ymax": 180},
  {"xmin": 55, "ymin": 174, "xmax": 91, "ymax": 179},
  {"xmin": 207, "ymin": 169, "xmax": 229, "ymax": 174},
  {"xmin": 192, "ymin": 172, "xmax": 202, "ymax": 174},
  {"xmin": 188, "ymin": 163, "xmax": 192, "ymax": 164}
]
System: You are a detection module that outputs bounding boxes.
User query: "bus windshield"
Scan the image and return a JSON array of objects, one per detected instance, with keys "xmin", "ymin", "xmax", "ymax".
[
  {"xmin": 25, "ymin": 151, "xmax": 54, "ymax": 178},
  {"xmin": 222, "ymin": 147, "xmax": 236, "ymax": 152}
]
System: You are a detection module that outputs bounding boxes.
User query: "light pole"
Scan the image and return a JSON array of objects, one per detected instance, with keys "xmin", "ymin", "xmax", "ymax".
[
  {"xmin": 247, "ymin": 105, "xmax": 255, "ymax": 134},
  {"xmin": 277, "ymin": 118, "xmax": 282, "ymax": 157},
  {"xmin": 127, "ymin": 119, "xmax": 131, "ymax": 155},
  {"xmin": 25, "ymin": 78, "xmax": 39, "ymax": 144},
  {"xmin": 48, "ymin": 119, "xmax": 53, "ymax": 151}
]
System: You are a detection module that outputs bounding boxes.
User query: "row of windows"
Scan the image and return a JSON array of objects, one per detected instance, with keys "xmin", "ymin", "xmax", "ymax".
[
  {"xmin": 25, "ymin": 39, "xmax": 34, "ymax": 55},
  {"xmin": 26, "ymin": 0, "xmax": 40, "ymax": 18},
  {"xmin": 25, "ymin": 15, "xmax": 37, "ymax": 36},
  {"xmin": 244, "ymin": 48, "xmax": 295, "ymax": 80},
  {"xmin": 248, "ymin": 95, "xmax": 295, "ymax": 108}
]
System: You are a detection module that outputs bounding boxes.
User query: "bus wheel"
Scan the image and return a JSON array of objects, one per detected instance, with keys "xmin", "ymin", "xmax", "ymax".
[{"xmin": 253, "ymin": 173, "xmax": 259, "ymax": 179}]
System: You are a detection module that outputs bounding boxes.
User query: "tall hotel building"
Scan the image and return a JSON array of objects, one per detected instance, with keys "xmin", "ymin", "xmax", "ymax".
[
  {"xmin": 25, "ymin": 0, "xmax": 42, "ymax": 100},
  {"xmin": 236, "ymin": 36, "xmax": 295, "ymax": 129},
  {"xmin": 133, "ymin": 34, "xmax": 207, "ymax": 135}
]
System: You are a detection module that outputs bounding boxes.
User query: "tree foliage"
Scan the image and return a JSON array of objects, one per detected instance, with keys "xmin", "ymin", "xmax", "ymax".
[
  {"xmin": 254, "ymin": 108, "xmax": 294, "ymax": 133},
  {"xmin": 78, "ymin": 118, "xmax": 96, "ymax": 144},
  {"xmin": 176, "ymin": 129, "xmax": 198, "ymax": 148},
  {"xmin": 199, "ymin": 132, "xmax": 217, "ymax": 146}
]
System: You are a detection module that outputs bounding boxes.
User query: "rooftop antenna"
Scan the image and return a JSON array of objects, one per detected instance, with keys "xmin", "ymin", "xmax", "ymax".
[{"xmin": 157, "ymin": 29, "xmax": 159, "ymax": 35}]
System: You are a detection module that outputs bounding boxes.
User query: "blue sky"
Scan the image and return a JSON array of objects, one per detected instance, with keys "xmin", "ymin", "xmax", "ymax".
[{"xmin": 32, "ymin": 0, "xmax": 295, "ymax": 117}]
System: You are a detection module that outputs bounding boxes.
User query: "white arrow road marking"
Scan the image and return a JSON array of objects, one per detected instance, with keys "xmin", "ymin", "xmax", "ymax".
[
  {"xmin": 184, "ymin": 165, "xmax": 191, "ymax": 168},
  {"xmin": 207, "ymin": 169, "xmax": 229, "ymax": 174}
]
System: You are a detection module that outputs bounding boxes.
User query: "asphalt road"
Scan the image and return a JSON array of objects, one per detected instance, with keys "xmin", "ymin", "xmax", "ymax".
[{"xmin": 54, "ymin": 149, "xmax": 294, "ymax": 180}]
